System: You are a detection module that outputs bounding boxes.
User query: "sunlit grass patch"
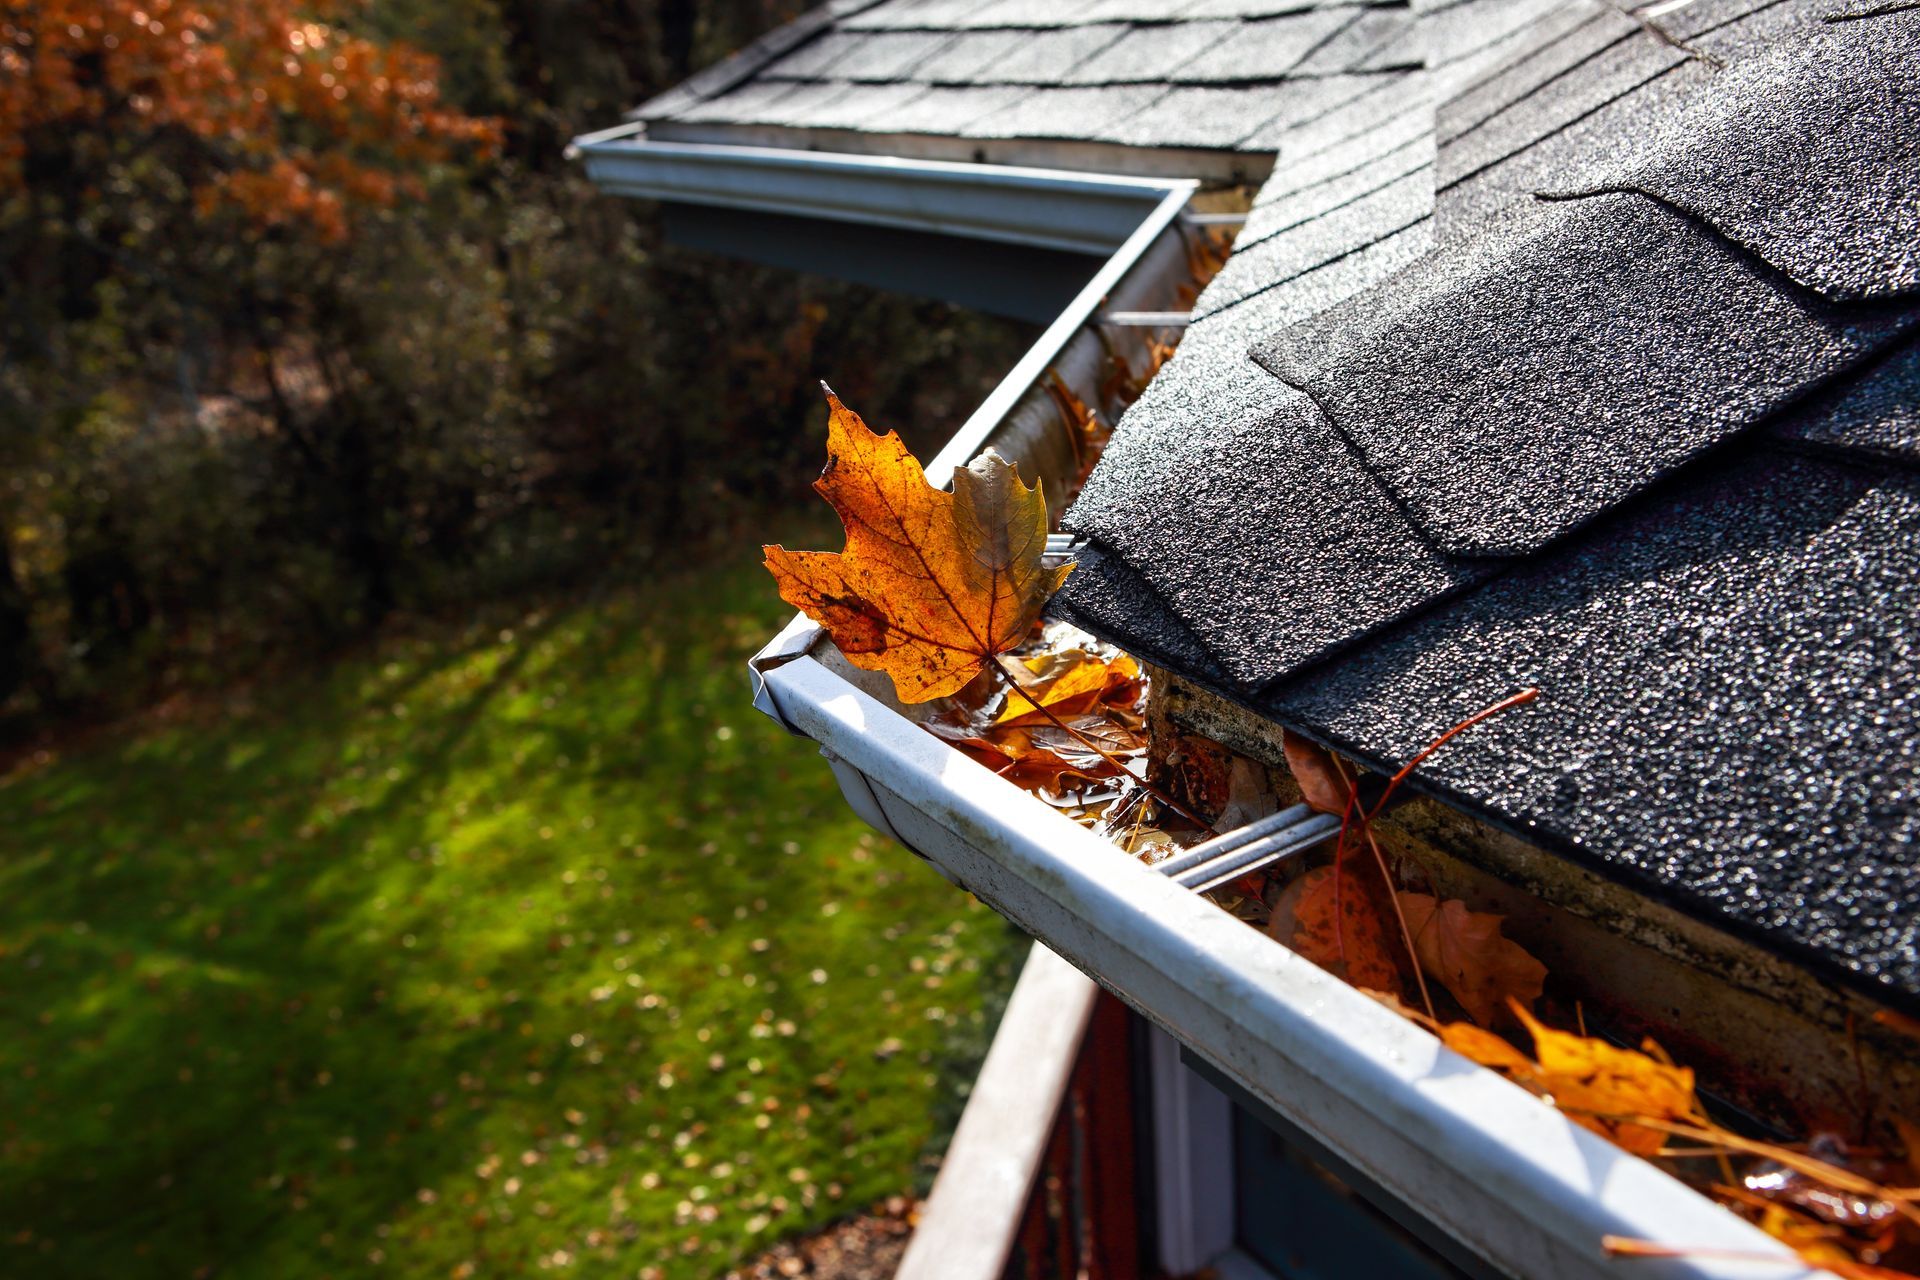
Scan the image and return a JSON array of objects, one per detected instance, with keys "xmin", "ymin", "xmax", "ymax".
[{"xmin": 0, "ymin": 537, "xmax": 1024, "ymax": 1279}]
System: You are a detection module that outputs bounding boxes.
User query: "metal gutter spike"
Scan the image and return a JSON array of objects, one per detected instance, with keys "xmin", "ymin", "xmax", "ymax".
[
  {"xmin": 1094, "ymin": 309, "xmax": 1194, "ymax": 327},
  {"xmin": 1181, "ymin": 813, "xmax": 1342, "ymax": 893},
  {"xmin": 1155, "ymin": 803, "xmax": 1319, "ymax": 880},
  {"xmin": 1157, "ymin": 805, "xmax": 1344, "ymax": 893}
]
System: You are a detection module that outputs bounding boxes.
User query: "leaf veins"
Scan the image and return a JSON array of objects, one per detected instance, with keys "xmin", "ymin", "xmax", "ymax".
[{"xmin": 764, "ymin": 388, "xmax": 1071, "ymax": 703}]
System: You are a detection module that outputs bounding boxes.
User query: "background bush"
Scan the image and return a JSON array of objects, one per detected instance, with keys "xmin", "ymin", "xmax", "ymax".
[{"xmin": 0, "ymin": 0, "xmax": 1032, "ymax": 725}]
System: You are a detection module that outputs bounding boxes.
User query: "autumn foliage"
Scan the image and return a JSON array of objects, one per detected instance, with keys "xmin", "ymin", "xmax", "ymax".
[
  {"xmin": 0, "ymin": 0, "xmax": 499, "ymax": 242},
  {"xmin": 765, "ymin": 389, "xmax": 1071, "ymax": 703}
]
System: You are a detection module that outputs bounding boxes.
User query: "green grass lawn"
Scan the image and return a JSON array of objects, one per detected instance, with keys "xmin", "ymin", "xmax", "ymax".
[{"xmin": 0, "ymin": 535, "xmax": 1025, "ymax": 1279}]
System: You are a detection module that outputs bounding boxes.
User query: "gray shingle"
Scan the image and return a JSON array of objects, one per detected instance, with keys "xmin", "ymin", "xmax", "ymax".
[
  {"xmin": 1205, "ymin": 213, "xmax": 1434, "ymax": 324},
  {"xmin": 902, "ymin": 30, "xmax": 1032, "ymax": 82},
  {"xmin": 960, "ymin": 84, "xmax": 1166, "ymax": 138},
  {"xmin": 1199, "ymin": 164, "xmax": 1430, "ymax": 312},
  {"xmin": 1044, "ymin": 540, "xmax": 1223, "ymax": 678},
  {"xmin": 1290, "ymin": 7, "xmax": 1419, "ymax": 74},
  {"xmin": 1169, "ymin": 8, "xmax": 1369, "ymax": 80},
  {"xmin": 1435, "ymin": 4, "xmax": 1633, "ymax": 145},
  {"xmin": 964, "ymin": 24, "xmax": 1132, "ymax": 82},
  {"xmin": 1064, "ymin": 20, "xmax": 1242, "ymax": 84},
  {"xmin": 948, "ymin": 0, "xmax": 1108, "ymax": 26},
  {"xmin": 1436, "ymin": 27, "xmax": 1689, "ymax": 204},
  {"xmin": 1419, "ymin": 0, "xmax": 1576, "ymax": 68},
  {"xmin": 757, "ymin": 29, "xmax": 870, "ymax": 79},
  {"xmin": 868, "ymin": 83, "xmax": 1027, "ymax": 131},
  {"xmin": 1775, "ymin": 336, "xmax": 1920, "ymax": 463},
  {"xmin": 1238, "ymin": 130, "xmax": 1432, "ymax": 248},
  {"xmin": 1549, "ymin": 11, "xmax": 1920, "ymax": 303},
  {"xmin": 1093, "ymin": 83, "xmax": 1308, "ymax": 148},
  {"xmin": 781, "ymin": 79, "xmax": 934, "ymax": 127},
  {"xmin": 1263, "ymin": 452, "xmax": 1920, "ymax": 1011},
  {"xmin": 667, "ymin": 77, "xmax": 812, "ymax": 122},
  {"xmin": 838, "ymin": 0, "xmax": 999, "ymax": 29},
  {"xmin": 1255, "ymin": 194, "xmax": 1919, "ymax": 556},
  {"xmin": 826, "ymin": 29, "xmax": 961, "ymax": 79},
  {"xmin": 1432, "ymin": 49, "xmax": 1708, "ymax": 239},
  {"xmin": 1248, "ymin": 91, "xmax": 1431, "ymax": 191},
  {"xmin": 1238, "ymin": 71, "xmax": 1416, "ymax": 152},
  {"xmin": 1063, "ymin": 369, "xmax": 1492, "ymax": 687}
]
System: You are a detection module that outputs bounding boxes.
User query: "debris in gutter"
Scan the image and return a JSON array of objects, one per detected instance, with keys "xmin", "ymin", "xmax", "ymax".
[
  {"xmin": 756, "ymin": 222, "xmax": 1920, "ymax": 1278},
  {"xmin": 1271, "ymin": 729, "xmax": 1920, "ymax": 1278}
]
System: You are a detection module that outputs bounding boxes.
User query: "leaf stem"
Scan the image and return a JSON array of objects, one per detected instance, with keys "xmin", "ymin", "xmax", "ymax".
[
  {"xmin": 1332, "ymin": 754, "xmax": 1436, "ymax": 1023},
  {"xmin": 1366, "ymin": 687, "xmax": 1540, "ymax": 823},
  {"xmin": 991, "ymin": 655, "xmax": 1215, "ymax": 835}
]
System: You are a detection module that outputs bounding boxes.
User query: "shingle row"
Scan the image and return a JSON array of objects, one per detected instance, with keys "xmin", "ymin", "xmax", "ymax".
[
  {"xmin": 1056, "ymin": 0, "xmax": 1920, "ymax": 1009},
  {"xmin": 670, "ymin": 75, "xmax": 1410, "ymax": 150},
  {"xmin": 646, "ymin": 0, "xmax": 1426, "ymax": 147}
]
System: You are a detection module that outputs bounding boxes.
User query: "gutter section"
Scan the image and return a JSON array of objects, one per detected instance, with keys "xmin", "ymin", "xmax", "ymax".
[
  {"xmin": 758, "ymin": 650, "xmax": 1817, "ymax": 1280},
  {"xmin": 570, "ymin": 130, "xmax": 1186, "ymax": 256},
  {"xmin": 570, "ymin": 130, "xmax": 1821, "ymax": 1279}
]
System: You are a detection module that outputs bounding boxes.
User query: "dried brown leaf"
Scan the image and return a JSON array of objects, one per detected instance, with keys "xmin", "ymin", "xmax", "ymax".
[
  {"xmin": 1282, "ymin": 730, "xmax": 1349, "ymax": 815},
  {"xmin": 1396, "ymin": 892, "xmax": 1547, "ymax": 1027}
]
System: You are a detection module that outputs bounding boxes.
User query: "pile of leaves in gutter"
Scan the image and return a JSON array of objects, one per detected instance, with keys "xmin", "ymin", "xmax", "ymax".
[
  {"xmin": 1272, "ymin": 722, "xmax": 1920, "ymax": 1280},
  {"xmin": 764, "ymin": 386, "xmax": 1920, "ymax": 1279}
]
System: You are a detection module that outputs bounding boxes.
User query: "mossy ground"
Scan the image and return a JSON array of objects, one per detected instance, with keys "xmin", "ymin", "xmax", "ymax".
[{"xmin": 0, "ymin": 534, "xmax": 1024, "ymax": 1279}]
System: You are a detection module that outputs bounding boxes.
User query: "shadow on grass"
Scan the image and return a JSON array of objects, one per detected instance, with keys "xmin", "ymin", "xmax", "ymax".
[{"xmin": 0, "ymin": 538, "xmax": 1025, "ymax": 1279}]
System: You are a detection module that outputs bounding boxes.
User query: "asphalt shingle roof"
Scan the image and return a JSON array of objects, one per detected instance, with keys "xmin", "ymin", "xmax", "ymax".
[
  {"xmin": 1056, "ymin": 0, "xmax": 1920, "ymax": 1009},
  {"xmin": 633, "ymin": 0, "xmax": 1420, "ymax": 154},
  {"xmin": 631, "ymin": 0, "xmax": 1920, "ymax": 1007}
]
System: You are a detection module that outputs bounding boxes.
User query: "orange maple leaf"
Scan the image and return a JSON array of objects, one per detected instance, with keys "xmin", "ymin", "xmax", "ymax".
[
  {"xmin": 1514, "ymin": 1006, "xmax": 1699, "ymax": 1157},
  {"xmin": 1397, "ymin": 893, "xmax": 1547, "ymax": 1027},
  {"xmin": 1436, "ymin": 1007, "xmax": 1698, "ymax": 1158},
  {"xmin": 1290, "ymin": 861, "xmax": 1407, "ymax": 994},
  {"xmin": 995, "ymin": 652, "xmax": 1139, "ymax": 727},
  {"xmin": 765, "ymin": 389, "xmax": 1072, "ymax": 703}
]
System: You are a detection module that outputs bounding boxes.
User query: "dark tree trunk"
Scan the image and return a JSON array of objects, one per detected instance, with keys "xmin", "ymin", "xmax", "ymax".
[
  {"xmin": 61, "ymin": 507, "xmax": 153, "ymax": 670},
  {"xmin": 658, "ymin": 0, "xmax": 699, "ymax": 80},
  {"xmin": 0, "ymin": 530, "xmax": 35, "ymax": 706}
]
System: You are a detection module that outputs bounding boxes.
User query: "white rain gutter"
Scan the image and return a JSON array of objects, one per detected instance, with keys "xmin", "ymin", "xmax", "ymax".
[
  {"xmin": 576, "ymin": 135, "xmax": 1825, "ymax": 1280},
  {"xmin": 569, "ymin": 122, "xmax": 1185, "ymax": 256}
]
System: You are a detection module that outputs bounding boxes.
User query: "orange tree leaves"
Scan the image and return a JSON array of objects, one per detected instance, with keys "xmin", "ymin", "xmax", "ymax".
[
  {"xmin": 1398, "ymin": 892, "xmax": 1547, "ymax": 1027},
  {"xmin": 0, "ymin": 0, "xmax": 500, "ymax": 241},
  {"xmin": 1282, "ymin": 728, "xmax": 1349, "ymax": 816},
  {"xmin": 995, "ymin": 651, "xmax": 1139, "ymax": 727},
  {"xmin": 765, "ymin": 389, "xmax": 1072, "ymax": 703},
  {"xmin": 1515, "ymin": 1006, "xmax": 1700, "ymax": 1157}
]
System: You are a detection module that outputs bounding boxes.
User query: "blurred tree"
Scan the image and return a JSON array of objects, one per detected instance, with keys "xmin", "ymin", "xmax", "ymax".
[
  {"xmin": 0, "ymin": 0, "xmax": 499, "ymax": 696},
  {"xmin": 0, "ymin": 0, "xmax": 1030, "ymax": 725},
  {"xmin": 0, "ymin": 0, "xmax": 499, "ymax": 240}
]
